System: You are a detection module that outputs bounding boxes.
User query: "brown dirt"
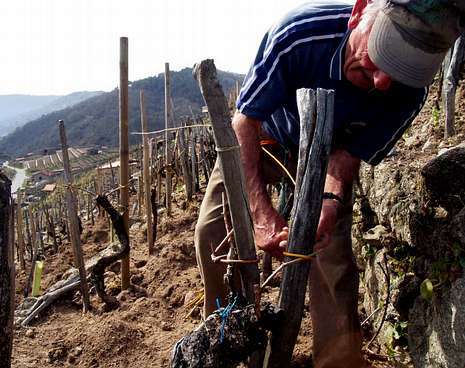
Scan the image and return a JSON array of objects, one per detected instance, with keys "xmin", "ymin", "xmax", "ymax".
[
  {"xmin": 11, "ymin": 191, "xmax": 390, "ymax": 368},
  {"xmin": 14, "ymin": 82, "xmax": 465, "ymax": 368}
]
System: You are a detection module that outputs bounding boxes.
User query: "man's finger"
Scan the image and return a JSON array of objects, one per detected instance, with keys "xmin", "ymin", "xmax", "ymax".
[
  {"xmin": 277, "ymin": 229, "xmax": 289, "ymax": 240},
  {"xmin": 314, "ymin": 234, "xmax": 330, "ymax": 251}
]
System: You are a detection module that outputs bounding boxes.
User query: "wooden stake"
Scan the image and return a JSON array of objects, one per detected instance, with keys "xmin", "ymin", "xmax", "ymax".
[
  {"xmin": 195, "ymin": 58, "xmax": 263, "ymax": 368},
  {"xmin": 58, "ymin": 120, "xmax": 91, "ymax": 312},
  {"xmin": 119, "ymin": 37, "xmax": 130, "ymax": 290},
  {"xmin": 37, "ymin": 211, "xmax": 44, "ymax": 252},
  {"xmin": 24, "ymin": 226, "xmax": 39, "ymax": 298},
  {"xmin": 177, "ymin": 120, "xmax": 193, "ymax": 201},
  {"xmin": 266, "ymin": 89, "xmax": 334, "ymax": 367},
  {"xmin": 28, "ymin": 207, "xmax": 37, "ymax": 258},
  {"xmin": 16, "ymin": 190, "xmax": 25, "ymax": 270},
  {"xmin": 198, "ymin": 126, "xmax": 210, "ymax": 184},
  {"xmin": 137, "ymin": 175, "xmax": 143, "ymax": 218},
  {"xmin": 24, "ymin": 208, "xmax": 32, "ymax": 258},
  {"xmin": 89, "ymin": 193, "xmax": 94, "ymax": 225},
  {"xmin": 0, "ymin": 173, "xmax": 14, "ymax": 368},
  {"xmin": 164, "ymin": 62, "xmax": 173, "ymax": 215},
  {"xmin": 157, "ymin": 138, "xmax": 163, "ymax": 206},
  {"xmin": 443, "ymin": 35, "xmax": 465, "ymax": 139},
  {"xmin": 140, "ymin": 91, "xmax": 155, "ymax": 254},
  {"xmin": 189, "ymin": 124, "xmax": 199, "ymax": 192},
  {"xmin": 194, "ymin": 59, "xmax": 260, "ymax": 304}
]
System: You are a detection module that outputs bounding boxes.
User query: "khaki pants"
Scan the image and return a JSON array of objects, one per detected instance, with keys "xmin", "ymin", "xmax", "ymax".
[{"xmin": 194, "ymin": 158, "xmax": 364, "ymax": 367}]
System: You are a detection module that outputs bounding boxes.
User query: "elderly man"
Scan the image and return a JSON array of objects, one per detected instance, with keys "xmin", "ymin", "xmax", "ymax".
[{"xmin": 194, "ymin": 0, "xmax": 463, "ymax": 366}]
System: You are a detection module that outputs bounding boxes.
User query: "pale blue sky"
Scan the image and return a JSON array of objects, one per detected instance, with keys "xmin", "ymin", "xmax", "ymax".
[{"xmin": 1, "ymin": 0, "xmax": 352, "ymax": 95}]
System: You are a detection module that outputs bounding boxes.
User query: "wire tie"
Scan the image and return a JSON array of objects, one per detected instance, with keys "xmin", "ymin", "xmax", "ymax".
[{"xmin": 216, "ymin": 145, "xmax": 240, "ymax": 153}]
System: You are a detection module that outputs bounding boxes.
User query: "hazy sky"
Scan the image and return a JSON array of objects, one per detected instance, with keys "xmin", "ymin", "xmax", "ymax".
[{"xmin": 1, "ymin": 0, "xmax": 352, "ymax": 96}]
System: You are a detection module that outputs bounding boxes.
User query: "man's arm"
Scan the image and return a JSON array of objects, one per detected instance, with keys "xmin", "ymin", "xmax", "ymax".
[
  {"xmin": 232, "ymin": 111, "xmax": 288, "ymax": 258},
  {"xmin": 316, "ymin": 149, "xmax": 360, "ymax": 249}
]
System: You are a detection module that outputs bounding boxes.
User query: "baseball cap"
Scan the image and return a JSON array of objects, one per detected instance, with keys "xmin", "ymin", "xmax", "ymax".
[{"xmin": 368, "ymin": 0, "xmax": 465, "ymax": 88}]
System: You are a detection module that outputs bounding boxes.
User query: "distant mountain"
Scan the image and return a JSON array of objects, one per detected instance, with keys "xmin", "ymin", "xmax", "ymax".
[
  {"xmin": 0, "ymin": 91, "xmax": 103, "ymax": 137},
  {"xmin": 0, "ymin": 94, "xmax": 58, "ymax": 122},
  {"xmin": 0, "ymin": 68, "xmax": 243, "ymax": 157}
]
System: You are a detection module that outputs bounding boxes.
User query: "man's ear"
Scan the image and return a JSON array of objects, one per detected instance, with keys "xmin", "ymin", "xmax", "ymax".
[{"xmin": 348, "ymin": 0, "xmax": 368, "ymax": 29}]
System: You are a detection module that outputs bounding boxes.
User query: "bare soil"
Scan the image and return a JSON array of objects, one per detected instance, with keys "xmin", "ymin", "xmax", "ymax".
[{"xmin": 11, "ymin": 192, "xmax": 391, "ymax": 368}]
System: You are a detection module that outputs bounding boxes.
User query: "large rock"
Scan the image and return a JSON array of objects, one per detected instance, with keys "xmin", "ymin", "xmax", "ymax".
[
  {"xmin": 409, "ymin": 278, "xmax": 465, "ymax": 368},
  {"xmin": 355, "ymin": 146, "xmax": 465, "ymax": 367}
]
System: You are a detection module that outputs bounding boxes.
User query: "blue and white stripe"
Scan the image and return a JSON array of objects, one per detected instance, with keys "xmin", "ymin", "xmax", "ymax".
[{"xmin": 238, "ymin": 6, "xmax": 351, "ymax": 112}]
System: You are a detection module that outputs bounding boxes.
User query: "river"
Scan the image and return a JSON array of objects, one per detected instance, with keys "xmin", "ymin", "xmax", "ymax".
[{"xmin": 2, "ymin": 162, "xmax": 28, "ymax": 195}]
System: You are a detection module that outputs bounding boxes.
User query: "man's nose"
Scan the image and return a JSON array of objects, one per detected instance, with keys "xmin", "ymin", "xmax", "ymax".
[{"xmin": 373, "ymin": 70, "xmax": 392, "ymax": 91}]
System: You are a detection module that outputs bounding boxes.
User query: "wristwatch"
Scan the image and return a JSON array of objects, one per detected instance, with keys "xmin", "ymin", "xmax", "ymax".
[{"xmin": 322, "ymin": 192, "xmax": 345, "ymax": 206}]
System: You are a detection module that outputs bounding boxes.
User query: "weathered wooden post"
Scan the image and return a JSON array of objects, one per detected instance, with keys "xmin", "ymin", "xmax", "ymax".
[
  {"xmin": 177, "ymin": 120, "xmax": 193, "ymax": 201},
  {"xmin": 96, "ymin": 167, "xmax": 102, "ymax": 194},
  {"xmin": 194, "ymin": 59, "xmax": 260, "ymax": 307},
  {"xmin": 0, "ymin": 173, "xmax": 14, "ymax": 368},
  {"xmin": 266, "ymin": 89, "xmax": 334, "ymax": 367},
  {"xmin": 59, "ymin": 120, "xmax": 91, "ymax": 312},
  {"xmin": 16, "ymin": 190, "xmax": 25, "ymax": 270},
  {"xmin": 442, "ymin": 35, "xmax": 465, "ymax": 138},
  {"xmin": 24, "ymin": 208, "xmax": 32, "ymax": 257},
  {"xmin": 195, "ymin": 60, "xmax": 262, "ymax": 368},
  {"xmin": 189, "ymin": 124, "xmax": 200, "ymax": 192},
  {"xmin": 137, "ymin": 175, "xmax": 143, "ymax": 217},
  {"xmin": 88, "ymin": 193, "xmax": 94, "ymax": 225},
  {"xmin": 164, "ymin": 62, "xmax": 173, "ymax": 215},
  {"xmin": 43, "ymin": 202, "xmax": 58, "ymax": 252},
  {"xmin": 140, "ymin": 90, "xmax": 154, "ymax": 254},
  {"xmin": 156, "ymin": 138, "xmax": 163, "ymax": 206},
  {"xmin": 28, "ymin": 207, "xmax": 37, "ymax": 258},
  {"xmin": 37, "ymin": 211, "xmax": 44, "ymax": 251},
  {"xmin": 119, "ymin": 37, "xmax": 130, "ymax": 290},
  {"xmin": 198, "ymin": 123, "xmax": 211, "ymax": 184}
]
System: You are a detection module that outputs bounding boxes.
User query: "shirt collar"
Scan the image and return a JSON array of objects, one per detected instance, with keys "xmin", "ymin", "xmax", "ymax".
[{"xmin": 329, "ymin": 30, "xmax": 351, "ymax": 81}]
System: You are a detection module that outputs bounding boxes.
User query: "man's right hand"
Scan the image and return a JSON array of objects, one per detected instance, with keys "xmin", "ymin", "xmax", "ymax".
[{"xmin": 253, "ymin": 206, "xmax": 288, "ymax": 259}]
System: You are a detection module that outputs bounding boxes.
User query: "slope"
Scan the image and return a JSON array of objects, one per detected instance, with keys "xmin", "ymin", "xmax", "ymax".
[
  {"xmin": 0, "ymin": 91, "xmax": 103, "ymax": 137},
  {"xmin": 0, "ymin": 68, "xmax": 243, "ymax": 157}
]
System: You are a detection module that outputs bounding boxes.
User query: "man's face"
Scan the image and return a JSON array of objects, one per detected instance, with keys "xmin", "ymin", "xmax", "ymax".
[{"xmin": 343, "ymin": 25, "xmax": 392, "ymax": 91}]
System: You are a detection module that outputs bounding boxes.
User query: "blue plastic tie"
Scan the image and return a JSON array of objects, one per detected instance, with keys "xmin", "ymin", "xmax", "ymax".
[{"xmin": 218, "ymin": 296, "xmax": 238, "ymax": 343}]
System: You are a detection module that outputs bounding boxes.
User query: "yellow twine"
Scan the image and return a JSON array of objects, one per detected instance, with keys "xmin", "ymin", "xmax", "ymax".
[
  {"xmin": 261, "ymin": 146, "xmax": 296, "ymax": 186},
  {"xmin": 283, "ymin": 251, "xmax": 318, "ymax": 261},
  {"xmin": 184, "ymin": 291, "xmax": 204, "ymax": 319}
]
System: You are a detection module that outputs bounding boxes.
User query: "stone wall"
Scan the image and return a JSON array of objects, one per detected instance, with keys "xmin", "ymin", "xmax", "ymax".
[{"xmin": 354, "ymin": 146, "xmax": 465, "ymax": 368}]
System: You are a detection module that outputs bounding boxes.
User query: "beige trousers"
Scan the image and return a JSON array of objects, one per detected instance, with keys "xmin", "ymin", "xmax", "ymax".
[{"xmin": 194, "ymin": 158, "xmax": 364, "ymax": 367}]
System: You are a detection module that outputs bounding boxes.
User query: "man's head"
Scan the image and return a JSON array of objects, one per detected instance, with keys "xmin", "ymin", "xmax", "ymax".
[
  {"xmin": 344, "ymin": 0, "xmax": 392, "ymax": 90},
  {"xmin": 344, "ymin": 0, "xmax": 464, "ymax": 90}
]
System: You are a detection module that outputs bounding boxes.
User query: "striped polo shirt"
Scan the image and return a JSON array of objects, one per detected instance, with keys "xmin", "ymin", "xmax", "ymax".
[{"xmin": 236, "ymin": 1, "xmax": 428, "ymax": 165}]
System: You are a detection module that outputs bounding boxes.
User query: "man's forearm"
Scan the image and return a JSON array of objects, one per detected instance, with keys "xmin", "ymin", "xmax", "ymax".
[
  {"xmin": 231, "ymin": 112, "xmax": 272, "ymax": 218},
  {"xmin": 324, "ymin": 149, "xmax": 361, "ymax": 203},
  {"xmin": 232, "ymin": 112, "xmax": 288, "ymax": 257}
]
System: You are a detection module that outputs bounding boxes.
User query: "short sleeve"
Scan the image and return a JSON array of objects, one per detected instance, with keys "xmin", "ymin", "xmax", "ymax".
[
  {"xmin": 337, "ymin": 86, "xmax": 428, "ymax": 165},
  {"xmin": 236, "ymin": 30, "xmax": 294, "ymax": 122}
]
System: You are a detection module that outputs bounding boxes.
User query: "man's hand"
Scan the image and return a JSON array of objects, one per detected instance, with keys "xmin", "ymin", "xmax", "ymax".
[{"xmin": 254, "ymin": 206, "xmax": 288, "ymax": 259}]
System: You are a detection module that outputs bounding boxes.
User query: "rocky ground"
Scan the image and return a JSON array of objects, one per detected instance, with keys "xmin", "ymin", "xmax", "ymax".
[{"xmin": 354, "ymin": 83, "xmax": 465, "ymax": 368}]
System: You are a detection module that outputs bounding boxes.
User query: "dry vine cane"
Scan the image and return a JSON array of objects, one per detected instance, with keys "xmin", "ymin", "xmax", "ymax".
[
  {"xmin": 365, "ymin": 252, "xmax": 391, "ymax": 351},
  {"xmin": 90, "ymin": 194, "xmax": 130, "ymax": 309}
]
